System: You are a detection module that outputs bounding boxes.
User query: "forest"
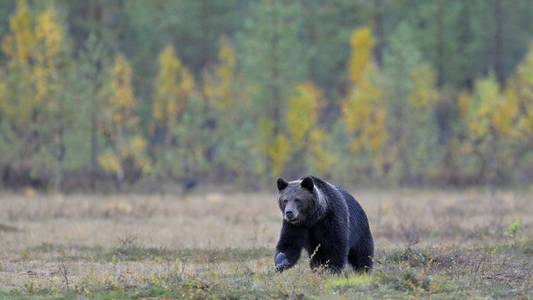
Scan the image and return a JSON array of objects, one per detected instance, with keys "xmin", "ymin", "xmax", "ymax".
[{"xmin": 0, "ymin": 0, "xmax": 532, "ymax": 191}]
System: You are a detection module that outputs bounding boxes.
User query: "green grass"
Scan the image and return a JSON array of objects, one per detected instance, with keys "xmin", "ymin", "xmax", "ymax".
[
  {"xmin": 325, "ymin": 274, "xmax": 373, "ymax": 290},
  {"xmin": 8, "ymin": 240, "xmax": 532, "ymax": 299}
]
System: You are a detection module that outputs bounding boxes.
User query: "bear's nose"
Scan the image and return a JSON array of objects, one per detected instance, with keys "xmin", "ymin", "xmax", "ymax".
[{"xmin": 285, "ymin": 210, "xmax": 295, "ymax": 220}]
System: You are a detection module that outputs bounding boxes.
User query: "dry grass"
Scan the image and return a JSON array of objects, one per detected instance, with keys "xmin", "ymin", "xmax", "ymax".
[{"xmin": 0, "ymin": 188, "xmax": 531, "ymax": 299}]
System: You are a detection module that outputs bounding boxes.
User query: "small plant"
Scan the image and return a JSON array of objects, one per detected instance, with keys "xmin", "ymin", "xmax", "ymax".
[
  {"xmin": 505, "ymin": 220, "xmax": 523, "ymax": 242},
  {"xmin": 57, "ymin": 255, "xmax": 70, "ymax": 292}
]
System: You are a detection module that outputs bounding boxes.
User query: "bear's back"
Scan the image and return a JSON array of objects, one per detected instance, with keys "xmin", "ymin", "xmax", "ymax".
[{"xmin": 312, "ymin": 177, "xmax": 372, "ymax": 247}]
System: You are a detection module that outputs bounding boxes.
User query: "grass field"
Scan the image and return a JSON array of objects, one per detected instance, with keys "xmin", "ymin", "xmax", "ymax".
[{"xmin": 0, "ymin": 188, "xmax": 531, "ymax": 299}]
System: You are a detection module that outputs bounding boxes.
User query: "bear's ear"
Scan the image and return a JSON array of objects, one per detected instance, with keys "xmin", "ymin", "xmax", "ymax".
[
  {"xmin": 276, "ymin": 177, "xmax": 289, "ymax": 192},
  {"xmin": 300, "ymin": 176, "xmax": 314, "ymax": 192}
]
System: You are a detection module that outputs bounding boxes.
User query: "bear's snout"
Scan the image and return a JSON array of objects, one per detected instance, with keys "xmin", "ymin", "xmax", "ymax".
[{"xmin": 285, "ymin": 210, "xmax": 295, "ymax": 220}]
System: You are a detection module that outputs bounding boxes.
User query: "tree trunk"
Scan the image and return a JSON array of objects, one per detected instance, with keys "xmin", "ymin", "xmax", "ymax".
[
  {"xmin": 493, "ymin": 0, "xmax": 504, "ymax": 86},
  {"xmin": 89, "ymin": 0, "xmax": 102, "ymax": 190},
  {"xmin": 373, "ymin": 0, "xmax": 384, "ymax": 67},
  {"xmin": 54, "ymin": 127, "xmax": 65, "ymax": 192},
  {"xmin": 436, "ymin": 0, "xmax": 445, "ymax": 87},
  {"xmin": 90, "ymin": 96, "xmax": 98, "ymax": 189},
  {"xmin": 270, "ymin": 6, "xmax": 282, "ymax": 135}
]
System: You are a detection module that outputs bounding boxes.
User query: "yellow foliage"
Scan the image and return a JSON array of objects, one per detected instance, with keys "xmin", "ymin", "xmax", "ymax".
[
  {"xmin": 35, "ymin": 7, "xmax": 63, "ymax": 68},
  {"xmin": 493, "ymin": 89, "xmax": 518, "ymax": 136},
  {"xmin": 0, "ymin": 76, "xmax": 6, "ymax": 115},
  {"xmin": 268, "ymin": 134, "xmax": 290, "ymax": 177},
  {"xmin": 216, "ymin": 38, "xmax": 236, "ymax": 87},
  {"xmin": 466, "ymin": 76, "xmax": 517, "ymax": 139},
  {"xmin": 33, "ymin": 7, "xmax": 64, "ymax": 107},
  {"xmin": 286, "ymin": 83, "xmax": 322, "ymax": 148},
  {"xmin": 129, "ymin": 135, "xmax": 147, "ymax": 157},
  {"xmin": 107, "ymin": 54, "xmax": 137, "ymax": 125},
  {"xmin": 111, "ymin": 55, "xmax": 136, "ymax": 115},
  {"xmin": 1, "ymin": 0, "xmax": 36, "ymax": 126},
  {"xmin": 257, "ymin": 119, "xmax": 275, "ymax": 176},
  {"xmin": 98, "ymin": 153, "xmax": 121, "ymax": 174},
  {"xmin": 409, "ymin": 65, "xmax": 438, "ymax": 108},
  {"xmin": 1, "ymin": 1, "xmax": 66, "ymax": 154},
  {"xmin": 2, "ymin": 0, "xmax": 35, "ymax": 65},
  {"xmin": 457, "ymin": 92, "xmax": 471, "ymax": 117},
  {"xmin": 349, "ymin": 27, "xmax": 374, "ymax": 85},
  {"xmin": 467, "ymin": 77, "xmax": 500, "ymax": 139},
  {"xmin": 99, "ymin": 54, "xmax": 150, "ymax": 178},
  {"xmin": 153, "ymin": 45, "xmax": 194, "ymax": 128},
  {"xmin": 258, "ymin": 117, "xmax": 294, "ymax": 177},
  {"xmin": 203, "ymin": 38, "xmax": 237, "ymax": 110},
  {"xmin": 309, "ymin": 129, "xmax": 335, "ymax": 174},
  {"xmin": 125, "ymin": 135, "xmax": 152, "ymax": 173},
  {"xmin": 342, "ymin": 64, "xmax": 388, "ymax": 157},
  {"xmin": 506, "ymin": 42, "xmax": 533, "ymax": 137}
]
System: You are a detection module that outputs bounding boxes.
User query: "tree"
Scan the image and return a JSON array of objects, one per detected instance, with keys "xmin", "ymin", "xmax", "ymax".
[
  {"xmin": 0, "ymin": 0, "xmax": 39, "ymax": 186},
  {"xmin": 461, "ymin": 75, "xmax": 517, "ymax": 183},
  {"xmin": 285, "ymin": 83, "xmax": 333, "ymax": 176},
  {"xmin": 202, "ymin": 38, "xmax": 256, "ymax": 181},
  {"xmin": 0, "ymin": 0, "xmax": 71, "ymax": 190},
  {"xmin": 239, "ymin": 0, "xmax": 306, "ymax": 178},
  {"xmin": 507, "ymin": 43, "xmax": 533, "ymax": 141},
  {"xmin": 34, "ymin": 6, "xmax": 70, "ymax": 191},
  {"xmin": 383, "ymin": 23, "xmax": 441, "ymax": 183},
  {"xmin": 151, "ymin": 45, "xmax": 194, "ymax": 177},
  {"xmin": 503, "ymin": 43, "xmax": 533, "ymax": 180},
  {"xmin": 98, "ymin": 54, "xmax": 150, "ymax": 185},
  {"xmin": 76, "ymin": 33, "xmax": 108, "ymax": 188},
  {"xmin": 203, "ymin": 37, "xmax": 240, "ymax": 113},
  {"xmin": 342, "ymin": 27, "xmax": 388, "ymax": 174}
]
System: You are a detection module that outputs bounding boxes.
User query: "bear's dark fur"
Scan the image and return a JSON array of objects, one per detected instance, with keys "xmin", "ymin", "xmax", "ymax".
[{"xmin": 274, "ymin": 176, "xmax": 373, "ymax": 273}]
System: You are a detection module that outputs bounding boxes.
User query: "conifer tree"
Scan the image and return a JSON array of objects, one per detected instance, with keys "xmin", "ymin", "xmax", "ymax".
[
  {"xmin": 383, "ymin": 24, "xmax": 441, "ymax": 183},
  {"xmin": 239, "ymin": 0, "xmax": 305, "ymax": 178}
]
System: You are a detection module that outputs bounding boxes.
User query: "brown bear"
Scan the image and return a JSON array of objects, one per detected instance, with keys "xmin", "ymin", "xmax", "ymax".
[{"xmin": 274, "ymin": 176, "xmax": 374, "ymax": 272}]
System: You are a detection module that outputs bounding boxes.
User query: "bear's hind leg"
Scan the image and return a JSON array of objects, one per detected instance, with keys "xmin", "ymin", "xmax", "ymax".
[
  {"xmin": 348, "ymin": 248, "xmax": 372, "ymax": 272},
  {"xmin": 309, "ymin": 245, "xmax": 346, "ymax": 273}
]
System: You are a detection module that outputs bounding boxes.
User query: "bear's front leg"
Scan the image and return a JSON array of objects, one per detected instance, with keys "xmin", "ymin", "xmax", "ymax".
[{"xmin": 274, "ymin": 221, "xmax": 307, "ymax": 272}]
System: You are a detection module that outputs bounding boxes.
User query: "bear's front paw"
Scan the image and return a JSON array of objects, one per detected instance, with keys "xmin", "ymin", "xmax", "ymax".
[{"xmin": 275, "ymin": 252, "xmax": 290, "ymax": 272}]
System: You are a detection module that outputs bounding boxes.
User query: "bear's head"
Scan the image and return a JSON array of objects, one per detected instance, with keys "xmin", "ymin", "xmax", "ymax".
[{"xmin": 276, "ymin": 176, "xmax": 319, "ymax": 225}]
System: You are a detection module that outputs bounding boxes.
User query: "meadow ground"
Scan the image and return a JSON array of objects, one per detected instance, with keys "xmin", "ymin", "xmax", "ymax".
[{"xmin": 0, "ymin": 188, "xmax": 531, "ymax": 299}]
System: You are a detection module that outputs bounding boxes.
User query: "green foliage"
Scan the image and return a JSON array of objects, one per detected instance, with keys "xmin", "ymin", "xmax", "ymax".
[
  {"xmin": 0, "ymin": 0, "xmax": 532, "ymax": 188},
  {"xmin": 383, "ymin": 23, "xmax": 442, "ymax": 183},
  {"xmin": 505, "ymin": 220, "xmax": 523, "ymax": 239},
  {"xmin": 239, "ymin": 0, "xmax": 306, "ymax": 125}
]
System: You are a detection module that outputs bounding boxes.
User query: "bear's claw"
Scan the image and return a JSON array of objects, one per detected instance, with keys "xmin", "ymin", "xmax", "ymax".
[{"xmin": 275, "ymin": 252, "xmax": 290, "ymax": 272}]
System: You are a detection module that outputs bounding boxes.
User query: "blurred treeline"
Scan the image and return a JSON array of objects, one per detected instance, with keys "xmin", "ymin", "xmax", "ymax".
[{"xmin": 0, "ymin": 0, "xmax": 532, "ymax": 191}]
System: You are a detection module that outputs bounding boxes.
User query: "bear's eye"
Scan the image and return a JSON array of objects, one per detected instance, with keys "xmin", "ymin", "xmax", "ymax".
[
  {"xmin": 282, "ymin": 199, "xmax": 288, "ymax": 204},
  {"xmin": 294, "ymin": 198, "xmax": 301, "ymax": 204}
]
